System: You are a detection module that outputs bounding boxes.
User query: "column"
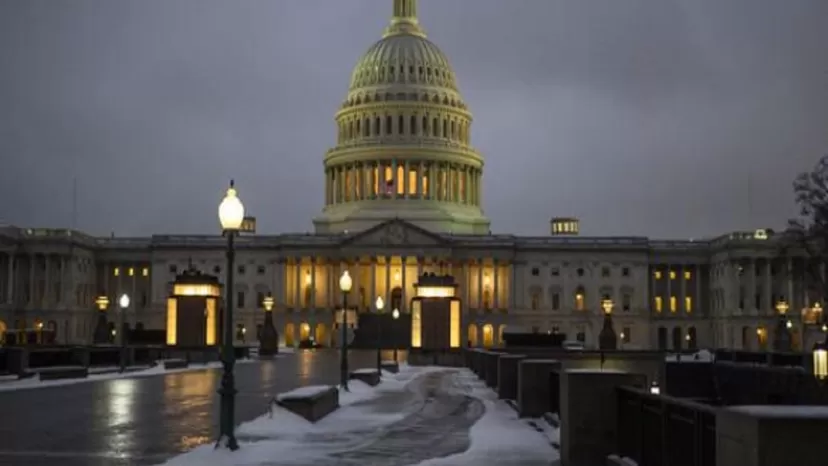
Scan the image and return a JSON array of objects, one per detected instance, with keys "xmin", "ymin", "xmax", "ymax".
[
  {"xmin": 464, "ymin": 166, "xmax": 470, "ymax": 204},
  {"xmin": 370, "ymin": 258, "xmax": 377, "ymax": 308},
  {"xmin": 401, "ymin": 256, "xmax": 407, "ymax": 312},
  {"xmin": 310, "ymin": 258, "xmax": 316, "ymax": 308},
  {"xmin": 510, "ymin": 261, "xmax": 517, "ymax": 309},
  {"xmin": 665, "ymin": 263, "xmax": 671, "ymax": 313},
  {"xmin": 493, "ymin": 260, "xmax": 499, "ymax": 310},
  {"xmin": 325, "ymin": 169, "xmax": 331, "ymax": 205},
  {"xmin": 462, "ymin": 261, "xmax": 470, "ymax": 310},
  {"xmin": 417, "ymin": 162, "xmax": 424, "ymax": 198},
  {"xmin": 403, "ymin": 160, "xmax": 410, "ymax": 199},
  {"xmin": 59, "ymin": 256, "xmax": 66, "ymax": 305},
  {"xmin": 385, "ymin": 256, "xmax": 391, "ymax": 308},
  {"xmin": 786, "ymin": 258, "xmax": 794, "ymax": 309},
  {"xmin": 294, "ymin": 258, "xmax": 301, "ymax": 309},
  {"xmin": 695, "ymin": 265, "xmax": 702, "ymax": 317},
  {"xmin": 765, "ymin": 260, "xmax": 773, "ymax": 314},
  {"xmin": 477, "ymin": 261, "xmax": 483, "ymax": 309},
  {"xmin": 679, "ymin": 265, "xmax": 686, "ymax": 314},
  {"xmin": 28, "ymin": 254, "xmax": 35, "ymax": 307},
  {"xmin": 747, "ymin": 259, "xmax": 756, "ymax": 312},
  {"xmin": 453, "ymin": 165, "xmax": 460, "ymax": 202},
  {"xmin": 353, "ymin": 257, "xmax": 361, "ymax": 310},
  {"xmin": 43, "ymin": 256, "xmax": 51, "ymax": 308},
  {"xmin": 6, "ymin": 253, "xmax": 13, "ymax": 304},
  {"xmin": 391, "ymin": 159, "xmax": 397, "ymax": 199},
  {"xmin": 275, "ymin": 259, "xmax": 285, "ymax": 309}
]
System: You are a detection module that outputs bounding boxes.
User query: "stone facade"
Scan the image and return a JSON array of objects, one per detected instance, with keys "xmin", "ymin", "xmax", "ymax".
[{"xmin": 0, "ymin": 1, "xmax": 819, "ymax": 350}]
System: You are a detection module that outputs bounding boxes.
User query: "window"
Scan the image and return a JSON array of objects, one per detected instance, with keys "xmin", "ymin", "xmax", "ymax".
[
  {"xmin": 256, "ymin": 292, "xmax": 265, "ymax": 308},
  {"xmin": 113, "ymin": 267, "xmax": 120, "ymax": 277},
  {"xmin": 622, "ymin": 267, "xmax": 630, "ymax": 277},
  {"xmin": 257, "ymin": 265, "xmax": 266, "ymax": 275},
  {"xmin": 551, "ymin": 268, "xmax": 560, "ymax": 277},
  {"xmin": 386, "ymin": 116, "xmax": 392, "ymax": 135},
  {"xmin": 575, "ymin": 289, "xmax": 585, "ymax": 311},
  {"xmin": 622, "ymin": 293, "xmax": 631, "ymax": 312},
  {"xmin": 654, "ymin": 270, "xmax": 662, "ymax": 280},
  {"xmin": 169, "ymin": 264, "xmax": 178, "ymax": 274},
  {"xmin": 235, "ymin": 324, "xmax": 245, "ymax": 342},
  {"xmin": 754, "ymin": 293, "xmax": 761, "ymax": 310},
  {"xmin": 685, "ymin": 296, "xmax": 693, "ymax": 313},
  {"xmin": 237, "ymin": 291, "xmax": 245, "ymax": 308},
  {"xmin": 669, "ymin": 270, "xmax": 676, "ymax": 280},
  {"xmin": 622, "ymin": 327, "xmax": 631, "ymax": 343},
  {"xmin": 531, "ymin": 293, "xmax": 539, "ymax": 310},
  {"xmin": 128, "ymin": 267, "xmax": 134, "ymax": 277},
  {"xmin": 576, "ymin": 268, "xmax": 584, "ymax": 277},
  {"xmin": 552, "ymin": 293, "xmax": 560, "ymax": 310},
  {"xmin": 531, "ymin": 268, "xmax": 539, "ymax": 276},
  {"xmin": 213, "ymin": 265, "xmax": 221, "ymax": 274},
  {"xmin": 684, "ymin": 270, "xmax": 692, "ymax": 280},
  {"xmin": 669, "ymin": 296, "xmax": 677, "ymax": 313},
  {"xmin": 655, "ymin": 296, "xmax": 663, "ymax": 312},
  {"xmin": 601, "ymin": 267, "xmax": 610, "ymax": 278},
  {"xmin": 238, "ymin": 265, "xmax": 246, "ymax": 275},
  {"xmin": 142, "ymin": 267, "xmax": 149, "ymax": 277}
]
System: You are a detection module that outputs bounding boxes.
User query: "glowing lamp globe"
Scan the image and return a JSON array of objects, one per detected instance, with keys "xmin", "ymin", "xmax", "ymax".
[
  {"xmin": 339, "ymin": 270, "xmax": 353, "ymax": 293},
  {"xmin": 119, "ymin": 293, "xmax": 130, "ymax": 309},
  {"xmin": 392, "ymin": 308, "xmax": 400, "ymax": 319},
  {"xmin": 95, "ymin": 295, "xmax": 110, "ymax": 311},
  {"xmin": 375, "ymin": 296, "xmax": 385, "ymax": 311},
  {"xmin": 219, "ymin": 180, "xmax": 245, "ymax": 231}
]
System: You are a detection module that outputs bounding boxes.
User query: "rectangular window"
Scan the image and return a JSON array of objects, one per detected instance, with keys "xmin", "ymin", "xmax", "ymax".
[
  {"xmin": 684, "ymin": 270, "xmax": 692, "ymax": 280},
  {"xmin": 575, "ymin": 293, "xmax": 584, "ymax": 311},
  {"xmin": 655, "ymin": 296, "xmax": 663, "ymax": 312},
  {"xmin": 142, "ymin": 267, "xmax": 149, "ymax": 277},
  {"xmin": 654, "ymin": 270, "xmax": 662, "ymax": 280},
  {"xmin": 622, "ymin": 327, "xmax": 631, "ymax": 343},
  {"xmin": 256, "ymin": 292, "xmax": 264, "ymax": 308},
  {"xmin": 670, "ymin": 296, "xmax": 677, "ymax": 313},
  {"xmin": 128, "ymin": 267, "xmax": 134, "ymax": 277},
  {"xmin": 409, "ymin": 168, "xmax": 418, "ymax": 195},
  {"xmin": 669, "ymin": 270, "xmax": 676, "ymax": 280},
  {"xmin": 685, "ymin": 296, "xmax": 693, "ymax": 313},
  {"xmin": 237, "ymin": 291, "xmax": 245, "ymax": 308},
  {"xmin": 113, "ymin": 267, "xmax": 120, "ymax": 277},
  {"xmin": 622, "ymin": 293, "xmax": 631, "ymax": 311},
  {"xmin": 552, "ymin": 293, "xmax": 560, "ymax": 310}
]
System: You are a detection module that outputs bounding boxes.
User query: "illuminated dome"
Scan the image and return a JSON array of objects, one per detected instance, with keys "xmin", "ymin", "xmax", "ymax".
[{"xmin": 314, "ymin": 0, "xmax": 490, "ymax": 235}]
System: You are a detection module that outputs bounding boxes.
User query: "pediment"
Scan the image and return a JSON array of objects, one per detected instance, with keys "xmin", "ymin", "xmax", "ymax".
[{"xmin": 342, "ymin": 219, "xmax": 447, "ymax": 247}]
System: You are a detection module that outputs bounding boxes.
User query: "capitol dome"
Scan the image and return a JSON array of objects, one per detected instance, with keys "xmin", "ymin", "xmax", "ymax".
[{"xmin": 314, "ymin": 0, "xmax": 490, "ymax": 235}]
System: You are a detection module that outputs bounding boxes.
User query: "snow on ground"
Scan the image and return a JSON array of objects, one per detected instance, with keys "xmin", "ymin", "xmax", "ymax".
[
  {"xmin": 410, "ymin": 369, "xmax": 559, "ymax": 466},
  {"xmin": 0, "ymin": 358, "xmax": 259, "ymax": 392},
  {"xmin": 664, "ymin": 349, "xmax": 714, "ymax": 362}
]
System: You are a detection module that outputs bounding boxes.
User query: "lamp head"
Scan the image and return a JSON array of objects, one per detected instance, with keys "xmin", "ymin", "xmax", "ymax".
[
  {"xmin": 776, "ymin": 299, "xmax": 789, "ymax": 315},
  {"xmin": 339, "ymin": 270, "xmax": 352, "ymax": 293},
  {"xmin": 218, "ymin": 179, "xmax": 245, "ymax": 231},
  {"xmin": 95, "ymin": 295, "xmax": 110, "ymax": 311},
  {"xmin": 392, "ymin": 308, "xmax": 400, "ymax": 319},
  {"xmin": 813, "ymin": 340, "xmax": 828, "ymax": 380},
  {"xmin": 602, "ymin": 298, "xmax": 613, "ymax": 315},
  {"xmin": 118, "ymin": 293, "xmax": 130, "ymax": 309},
  {"xmin": 263, "ymin": 292, "xmax": 274, "ymax": 311},
  {"xmin": 375, "ymin": 296, "xmax": 384, "ymax": 311}
]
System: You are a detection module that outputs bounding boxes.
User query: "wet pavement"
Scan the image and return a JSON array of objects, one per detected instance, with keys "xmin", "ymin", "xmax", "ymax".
[{"xmin": 0, "ymin": 349, "xmax": 386, "ymax": 466}]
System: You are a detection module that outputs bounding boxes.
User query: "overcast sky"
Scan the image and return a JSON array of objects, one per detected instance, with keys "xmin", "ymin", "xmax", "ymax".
[{"xmin": 1, "ymin": 0, "xmax": 826, "ymax": 239}]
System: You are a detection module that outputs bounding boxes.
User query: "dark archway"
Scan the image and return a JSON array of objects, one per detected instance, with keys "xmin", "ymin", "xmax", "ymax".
[
  {"xmin": 391, "ymin": 287, "xmax": 403, "ymax": 311},
  {"xmin": 687, "ymin": 326, "xmax": 697, "ymax": 350},
  {"xmin": 671, "ymin": 327, "xmax": 682, "ymax": 350},
  {"xmin": 657, "ymin": 326, "xmax": 668, "ymax": 350}
]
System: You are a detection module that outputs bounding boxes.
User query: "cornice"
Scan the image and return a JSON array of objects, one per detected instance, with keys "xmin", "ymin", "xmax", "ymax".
[
  {"xmin": 335, "ymin": 102, "xmax": 473, "ymax": 121},
  {"xmin": 324, "ymin": 144, "xmax": 483, "ymax": 167}
]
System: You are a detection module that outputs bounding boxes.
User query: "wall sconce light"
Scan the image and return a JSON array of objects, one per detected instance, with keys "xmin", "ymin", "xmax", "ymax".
[
  {"xmin": 394, "ymin": 271, "xmax": 400, "ymax": 282},
  {"xmin": 649, "ymin": 381, "xmax": 660, "ymax": 395},
  {"xmin": 305, "ymin": 271, "xmax": 312, "ymax": 285}
]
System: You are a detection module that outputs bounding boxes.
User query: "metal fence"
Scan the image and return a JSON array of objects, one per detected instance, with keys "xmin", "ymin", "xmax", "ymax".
[{"xmin": 616, "ymin": 386, "xmax": 716, "ymax": 466}]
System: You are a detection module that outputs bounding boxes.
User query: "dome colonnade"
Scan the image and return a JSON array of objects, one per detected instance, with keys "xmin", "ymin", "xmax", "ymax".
[{"xmin": 315, "ymin": 0, "xmax": 490, "ymax": 234}]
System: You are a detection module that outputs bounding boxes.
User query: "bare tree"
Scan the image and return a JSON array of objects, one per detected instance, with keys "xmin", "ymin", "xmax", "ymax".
[{"xmin": 786, "ymin": 155, "xmax": 828, "ymax": 304}]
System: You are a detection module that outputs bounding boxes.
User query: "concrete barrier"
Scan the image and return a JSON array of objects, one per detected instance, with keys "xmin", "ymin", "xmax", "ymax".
[
  {"xmin": 497, "ymin": 354, "xmax": 526, "ymax": 400},
  {"xmin": 38, "ymin": 366, "xmax": 89, "ymax": 381},
  {"xmin": 484, "ymin": 351, "xmax": 505, "ymax": 388},
  {"xmin": 350, "ymin": 369, "xmax": 381, "ymax": 386},
  {"xmin": 276, "ymin": 385, "xmax": 339, "ymax": 422},
  {"xmin": 517, "ymin": 359, "xmax": 561, "ymax": 417},
  {"xmin": 163, "ymin": 359, "xmax": 188, "ymax": 370}
]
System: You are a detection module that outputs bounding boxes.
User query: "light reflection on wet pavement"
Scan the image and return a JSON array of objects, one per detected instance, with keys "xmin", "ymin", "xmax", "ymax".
[{"xmin": 0, "ymin": 349, "xmax": 386, "ymax": 466}]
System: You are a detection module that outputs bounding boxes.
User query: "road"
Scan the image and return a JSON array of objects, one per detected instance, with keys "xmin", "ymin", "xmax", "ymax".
[{"xmin": 0, "ymin": 349, "xmax": 385, "ymax": 466}]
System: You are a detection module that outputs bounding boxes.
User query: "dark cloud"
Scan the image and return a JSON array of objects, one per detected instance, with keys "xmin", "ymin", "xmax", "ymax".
[{"xmin": 1, "ymin": 0, "xmax": 826, "ymax": 238}]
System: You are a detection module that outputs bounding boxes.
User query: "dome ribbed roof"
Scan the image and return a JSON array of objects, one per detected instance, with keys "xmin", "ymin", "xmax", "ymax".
[{"xmin": 348, "ymin": 34, "xmax": 458, "ymax": 91}]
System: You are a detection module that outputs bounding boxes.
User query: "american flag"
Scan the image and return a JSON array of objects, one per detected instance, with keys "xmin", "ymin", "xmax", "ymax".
[{"xmin": 384, "ymin": 179, "xmax": 395, "ymax": 195}]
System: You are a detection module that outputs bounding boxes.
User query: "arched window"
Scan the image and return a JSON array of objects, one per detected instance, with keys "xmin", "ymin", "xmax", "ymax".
[
  {"xmin": 355, "ymin": 119, "xmax": 361, "ymax": 135},
  {"xmin": 422, "ymin": 116, "xmax": 428, "ymax": 134},
  {"xmin": 363, "ymin": 118, "xmax": 370, "ymax": 137},
  {"xmin": 451, "ymin": 121, "xmax": 456, "ymax": 139},
  {"xmin": 410, "ymin": 115, "xmax": 416, "ymax": 134},
  {"xmin": 672, "ymin": 327, "xmax": 682, "ymax": 350},
  {"xmin": 375, "ymin": 117, "xmax": 381, "ymax": 136},
  {"xmin": 432, "ymin": 118, "xmax": 438, "ymax": 136},
  {"xmin": 574, "ymin": 286, "xmax": 585, "ymax": 311},
  {"xmin": 442, "ymin": 119, "xmax": 448, "ymax": 138}
]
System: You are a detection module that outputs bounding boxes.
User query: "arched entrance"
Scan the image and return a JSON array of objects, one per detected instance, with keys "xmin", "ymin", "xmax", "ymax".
[
  {"xmin": 657, "ymin": 326, "xmax": 668, "ymax": 350},
  {"xmin": 498, "ymin": 324, "xmax": 507, "ymax": 346},
  {"xmin": 284, "ymin": 323, "xmax": 295, "ymax": 347},
  {"xmin": 687, "ymin": 326, "xmax": 697, "ymax": 350},
  {"xmin": 299, "ymin": 323, "xmax": 311, "ymax": 343},
  {"xmin": 391, "ymin": 287, "xmax": 403, "ymax": 311},
  {"xmin": 0, "ymin": 320, "xmax": 6, "ymax": 344},
  {"xmin": 671, "ymin": 327, "xmax": 682, "ymax": 350},
  {"xmin": 482, "ymin": 324, "xmax": 494, "ymax": 348},
  {"xmin": 467, "ymin": 324, "xmax": 478, "ymax": 347},
  {"xmin": 315, "ymin": 323, "xmax": 328, "ymax": 347}
]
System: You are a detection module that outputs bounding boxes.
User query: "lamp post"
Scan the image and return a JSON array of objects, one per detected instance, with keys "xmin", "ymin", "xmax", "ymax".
[
  {"xmin": 814, "ymin": 334, "xmax": 828, "ymax": 381},
  {"xmin": 599, "ymin": 297, "xmax": 617, "ymax": 350},
  {"xmin": 259, "ymin": 292, "xmax": 279, "ymax": 357},
  {"xmin": 774, "ymin": 298, "xmax": 791, "ymax": 352},
  {"xmin": 216, "ymin": 180, "xmax": 244, "ymax": 451},
  {"xmin": 392, "ymin": 308, "xmax": 400, "ymax": 362},
  {"xmin": 375, "ymin": 296, "xmax": 384, "ymax": 374},
  {"xmin": 339, "ymin": 270, "xmax": 353, "ymax": 391},
  {"xmin": 93, "ymin": 295, "xmax": 110, "ymax": 344},
  {"xmin": 118, "ymin": 293, "xmax": 129, "ymax": 372}
]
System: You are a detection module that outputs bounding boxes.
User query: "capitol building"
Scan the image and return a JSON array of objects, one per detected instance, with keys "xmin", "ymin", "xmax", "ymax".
[{"xmin": 0, "ymin": 0, "xmax": 821, "ymax": 351}]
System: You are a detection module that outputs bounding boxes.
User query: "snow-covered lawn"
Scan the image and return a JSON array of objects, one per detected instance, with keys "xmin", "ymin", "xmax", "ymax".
[
  {"xmin": 158, "ymin": 365, "xmax": 558, "ymax": 466},
  {"xmin": 0, "ymin": 358, "xmax": 259, "ymax": 392}
]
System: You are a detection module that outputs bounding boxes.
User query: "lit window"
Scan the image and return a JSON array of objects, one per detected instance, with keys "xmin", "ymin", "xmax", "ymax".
[
  {"xmin": 685, "ymin": 296, "xmax": 693, "ymax": 312},
  {"xmin": 575, "ymin": 292, "xmax": 585, "ymax": 311},
  {"xmin": 654, "ymin": 271, "xmax": 662, "ymax": 280},
  {"xmin": 669, "ymin": 270, "xmax": 676, "ymax": 280},
  {"xmin": 142, "ymin": 267, "xmax": 149, "ymax": 277},
  {"xmin": 684, "ymin": 270, "xmax": 692, "ymax": 280},
  {"xmin": 113, "ymin": 268, "xmax": 120, "ymax": 277},
  {"xmin": 128, "ymin": 267, "xmax": 134, "ymax": 276},
  {"xmin": 670, "ymin": 296, "xmax": 677, "ymax": 312},
  {"xmin": 655, "ymin": 296, "xmax": 663, "ymax": 312}
]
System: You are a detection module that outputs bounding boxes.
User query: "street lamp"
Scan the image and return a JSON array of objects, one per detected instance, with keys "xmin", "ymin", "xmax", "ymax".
[
  {"xmin": 339, "ymin": 270, "xmax": 353, "ymax": 391},
  {"xmin": 93, "ymin": 295, "xmax": 110, "ymax": 344},
  {"xmin": 774, "ymin": 298, "xmax": 792, "ymax": 352},
  {"xmin": 814, "ymin": 338, "xmax": 828, "ymax": 381},
  {"xmin": 392, "ymin": 308, "xmax": 400, "ymax": 362},
  {"xmin": 118, "ymin": 293, "xmax": 129, "ymax": 372},
  {"xmin": 217, "ymin": 179, "xmax": 244, "ymax": 451},
  {"xmin": 259, "ymin": 292, "xmax": 279, "ymax": 357},
  {"xmin": 599, "ymin": 297, "xmax": 617, "ymax": 350},
  {"xmin": 375, "ymin": 296, "xmax": 385, "ymax": 374}
]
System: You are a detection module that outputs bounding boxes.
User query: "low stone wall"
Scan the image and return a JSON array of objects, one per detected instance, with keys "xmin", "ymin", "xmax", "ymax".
[
  {"xmin": 276, "ymin": 385, "xmax": 340, "ymax": 423},
  {"xmin": 163, "ymin": 359, "xmax": 188, "ymax": 370},
  {"xmin": 350, "ymin": 370, "xmax": 380, "ymax": 386},
  {"xmin": 517, "ymin": 359, "xmax": 561, "ymax": 417},
  {"xmin": 38, "ymin": 366, "xmax": 89, "ymax": 381},
  {"xmin": 497, "ymin": 354, "xmax": 525, "ymax": 400}
]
